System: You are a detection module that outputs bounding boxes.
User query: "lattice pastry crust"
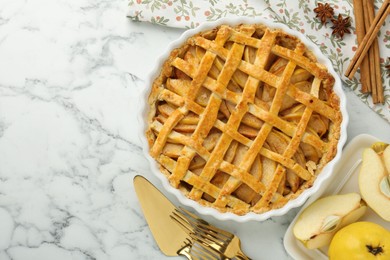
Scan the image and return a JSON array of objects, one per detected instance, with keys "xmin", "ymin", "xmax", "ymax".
[{"xmin": 146, "ymin": 24, "xmax": 341, "ymax": 215}]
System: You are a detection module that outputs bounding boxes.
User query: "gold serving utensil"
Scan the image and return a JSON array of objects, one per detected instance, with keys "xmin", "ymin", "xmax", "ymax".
[
  {"xmin": 133, "ymin": 175, "xmax": 219, "ymax": 259},
  {"xmin": 171, "ymin": 207, "xmax": 252, "ymax": 260}
]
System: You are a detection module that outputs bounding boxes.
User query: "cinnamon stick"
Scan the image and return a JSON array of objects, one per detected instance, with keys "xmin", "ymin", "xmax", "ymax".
[
  {"xmin": 345, "ymin": 0, "xmax": 390, "ymax": 79},
  {"xmin": 366, "ymin": 0, "xmax": 384, "ymax": 104},
  {"xmin": 353, "ymin": 0, "xmax": 371, "ymax": 93},
  {"xmin": 363, "ymin": 0, "xmax": 377, "ymax": 96}
]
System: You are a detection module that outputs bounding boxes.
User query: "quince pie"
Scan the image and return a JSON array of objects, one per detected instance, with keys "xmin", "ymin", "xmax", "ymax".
[{"xmin": 146, "ymin": 24, "xmax": 341, "ymax": 215}]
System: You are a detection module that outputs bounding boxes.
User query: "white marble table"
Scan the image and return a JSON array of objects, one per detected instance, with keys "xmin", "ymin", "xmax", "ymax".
[{"xmin": 0, "ymin": 1, "xmax": 389, "ymax": 259}]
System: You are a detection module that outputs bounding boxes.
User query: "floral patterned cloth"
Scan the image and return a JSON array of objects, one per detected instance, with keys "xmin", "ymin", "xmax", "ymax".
[{"xmin": 128, "ymin": 0, "xmax": 390, "ymax": 123}]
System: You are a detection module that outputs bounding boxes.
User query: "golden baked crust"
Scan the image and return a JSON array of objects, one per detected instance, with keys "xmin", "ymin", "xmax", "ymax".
[{"xmin": 146, "ymin": 24, "xmax": 341, "ymax": 215}]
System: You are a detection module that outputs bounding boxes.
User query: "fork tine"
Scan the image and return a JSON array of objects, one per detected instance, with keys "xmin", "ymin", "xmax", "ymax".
[
  {"xmin": 178, "ymin": 206, "xmax": 209, "ymax": 224},
  {"xmin": 196, "ymin": 222, "xmax": 231, "ymax": 242},
  {"xmin": 171, "ymin": 211, "xmax": 225, "ymax": 257},
  {"xmin": 171, "ymin": 209, "xmax": 193, "ymax": 233},
  {"xmin": 178, "ymin": 207, "xmax": 233, "ymax": 240},
  {"xmin": 194, "ymin": 229, "xmax": 227, "ymax": 248},
  {"xmin": 173, "ymin": 208, "xmax": 229, "ymax": 246},
  {"xmin": 191, "ymin": 242, "xmax": 221, "ymax": 260},
  {"xmin": 171, "ymin": 211, "xmax": 222, "ymax": 248},
  {"xmin": 195, "ymin": 225, "xmax": 230, "ymax": 246}
]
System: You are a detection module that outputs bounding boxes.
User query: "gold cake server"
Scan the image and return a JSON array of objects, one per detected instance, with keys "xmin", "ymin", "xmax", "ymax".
[
  {"xmin": 133, "ymin": 175, "xmax": 190, "ymax": 257},
  {"xmin": 134, "ymin": 175, "xmax": 222, "ymax": 259}
]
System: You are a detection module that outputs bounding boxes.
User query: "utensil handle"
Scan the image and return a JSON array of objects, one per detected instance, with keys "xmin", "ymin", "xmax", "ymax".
[{"xmin": 236, "ymin": 249, "xmax": 252, "ymax": 260}]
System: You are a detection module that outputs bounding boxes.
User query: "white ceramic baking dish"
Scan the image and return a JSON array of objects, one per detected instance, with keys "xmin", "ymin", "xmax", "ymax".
[{"xmin": 137, "ymin": 17, "xmax": 348, "ymax": 222}]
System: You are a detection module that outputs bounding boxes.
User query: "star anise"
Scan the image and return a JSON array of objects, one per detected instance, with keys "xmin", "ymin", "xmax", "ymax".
[
  {"xmin": 386, "ymin": 57, "xmax": 390, "ymax": 76},
  {"xmin": 331, "ymin": 14, "xmax": 351, "ymax": 39},
  {"xmin": 314, "ymin": 3, "xmax": 334, "ymax": 24}
]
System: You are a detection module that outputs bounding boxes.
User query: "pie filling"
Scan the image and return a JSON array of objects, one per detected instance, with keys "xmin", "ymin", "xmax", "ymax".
[{"xmin": 146, "ymin": 24, "xmax": 341, "ymax": 215}]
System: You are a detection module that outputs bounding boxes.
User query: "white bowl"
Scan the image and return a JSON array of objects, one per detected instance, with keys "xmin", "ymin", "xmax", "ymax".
[{"xmin": 138, "ymin": 17, "xmax": 348, "ymax": 222}]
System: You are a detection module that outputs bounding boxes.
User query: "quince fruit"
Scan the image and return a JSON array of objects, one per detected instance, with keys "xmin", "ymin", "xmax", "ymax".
[
  {"xmin": 359, "ymin": 142, "xmax": 390, "ymax": 221},
  {"xmin": 328, "ymin": 221, "xmax": 390, "ymax": 259},
  {"xmin": 293, "ymin": 193, "xmax": 366, "ymax": 249}
]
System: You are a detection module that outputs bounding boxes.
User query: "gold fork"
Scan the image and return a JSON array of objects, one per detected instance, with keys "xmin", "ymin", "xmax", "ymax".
[{"xmin": 171, "ymin": 207, "xmax": 252, "ymax": 260}]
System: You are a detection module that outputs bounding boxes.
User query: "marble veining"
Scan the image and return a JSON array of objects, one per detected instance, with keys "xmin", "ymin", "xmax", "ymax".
[{"xmin": 1, "ymin": 0, "xmax": 390, "ymax": 260}]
